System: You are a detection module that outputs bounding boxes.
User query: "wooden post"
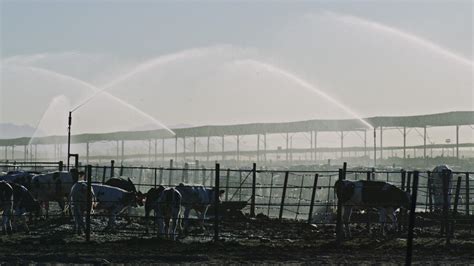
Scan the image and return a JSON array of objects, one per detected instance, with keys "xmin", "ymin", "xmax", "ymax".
[
  {"xmin": 279, "ymin": 171, "xmax": 289, "ymax": 220},
  {"xmin": 267, "ymin": 172, "xmax": 274, "ymax": 216},
  {"xmin": 442, "ymin": 172, "xmax": 450, "ymax": 238},
  {"xmin": 336, "ymin": 168, "xmax": 344, "ymax": 244},
  {"xmin": 250, "ymin": 163, "xmax": 257, "ymax": 217},
  {"xmin": 307, "ymin": 174, "xmax": 319, "ymax": 223},
  {"xmin": 58, "ymin": 161, "xmax": 64, "ymax": 171},
  {"xmin": 466, "ymin": 173, "xmax": 470, "ymax": 215},
  {"xmin": 427, "ymin": 171, "xmax": 433, "ymax": 213},
  {"xmin": 85, "ymin": 165, "xmax": 92, "ymax": 242},
  {"xmin": 225, "ymin": 169, "xmax": 230, "ymax": 201},
  {"xmin": 110, "ymin": 160, "xmax": 115, "ymax": 178},
  {"xmin": 450, "ymin": 176, "xmax": 462, "ymax": 238},
  {"xmin": 405, "ymin": 171, "xmax": 419, "ymax": 266},
  {"xmin": 214, "ymin": 163, "xmax": 220, "ymax": 242},
  {"xmin": 406, "ymin": 171, "xmax": 412, "ymax": 194},
  {"xmin": 102, "ymin": 166, "xmax": 107, "ymax": 184},
  {"xmin": 399, "ymin": 170, "xmax": 406, "ymax": 232}
]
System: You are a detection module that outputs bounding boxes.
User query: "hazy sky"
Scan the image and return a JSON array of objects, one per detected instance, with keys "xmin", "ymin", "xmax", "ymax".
[{"xmin": 0, "ymin": 1, "xmax": 472, "ymax": 136}]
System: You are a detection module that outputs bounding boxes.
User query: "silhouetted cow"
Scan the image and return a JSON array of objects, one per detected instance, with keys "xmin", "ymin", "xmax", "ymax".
[
  {"xmin": 0, "ymin": 181, "xmax": 13, "ymax": 234},
  {"xmin": 335, "ymin": 180, "xmax": 410, "ymax": 237},
  {"xmin": 145, "ymin": 185, "xmax": 181, "ymax": 239}
]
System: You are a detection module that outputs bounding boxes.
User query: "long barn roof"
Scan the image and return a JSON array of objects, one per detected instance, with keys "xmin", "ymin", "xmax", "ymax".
[{"xmin": 1, "ymin": 111, "xmax": 473, "ymax": 146}]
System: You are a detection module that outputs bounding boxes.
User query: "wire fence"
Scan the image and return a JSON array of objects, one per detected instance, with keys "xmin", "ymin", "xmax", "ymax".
[{"xmin": 0, "ymin": 160, "xmax": 473, "ymax": 249}]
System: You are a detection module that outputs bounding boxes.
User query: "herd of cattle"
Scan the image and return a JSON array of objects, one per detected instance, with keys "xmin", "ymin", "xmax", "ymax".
[
  {"xmin": 0, "ymin": 170, "xmax": 224, "ymax": 239},
  {"xmin": 0, "ymin": 164, "xmax": 458, "ymax": 240}
]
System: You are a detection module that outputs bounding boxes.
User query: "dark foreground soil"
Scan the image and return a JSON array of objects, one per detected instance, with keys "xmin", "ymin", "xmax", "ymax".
[{"xmin": 1, "ymin": 214, "xmax": 473, "ymax": 264}]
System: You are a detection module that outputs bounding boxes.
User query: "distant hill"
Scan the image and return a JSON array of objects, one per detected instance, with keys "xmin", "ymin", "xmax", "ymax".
[{"xmin": 0, "ymin": 123, "xmax": 39, "ymax": 139}]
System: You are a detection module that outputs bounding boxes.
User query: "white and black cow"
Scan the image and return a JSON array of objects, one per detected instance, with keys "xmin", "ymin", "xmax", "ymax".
[
  {"xmin": 69, "ymin": 181, "xmax": 95, "ymax": 235},
  {"xmin": 145, "ymin": 185, "xmax": 182, "ymax": 239},
  {"xmin": 335, "ymin": 180, "xmax": 410, "ymax": 237},
  {"xmin": 8, "ymin": 182, "xmax": 41, "ymax": 232},
  {"xmin": 175, "ymin": 183, "xmax": 224, "ymax": 233},
  {"xmin": 91, "ymin": 184, "xmax": 137, "ymax": 230},
  {"xmin": 0, "ymin": 181, "xmax": 13, "ymax": 234},
  {"xmin": 30, "ymin": 171, "xmax": 78, "ymax": 217},
  {"xmin": 431, "ymin": 165, "xmax": 453, "ymax": 211}
]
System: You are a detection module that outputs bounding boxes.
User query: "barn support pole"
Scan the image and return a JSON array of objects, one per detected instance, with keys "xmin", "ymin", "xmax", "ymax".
[
  {"xmin": 183, "ymin": 137, "xmax": 186, "ymax": 162},
  {"xmin": 85, "ymin": 165, "xmax": 92, "ymax": 242},
  {"xmin": 263, "ymin": 133, "xmax": 267, "ymax": 163},
  {"xmin": 257, "ymin": 134, "xmax": 260, "ymax": 163},
  {"xmin": 403, "ymin": 127, "xmax": 407, "ymax": 160},
  {"xmin": 221, "ymin": 135, "xmax": 225, "ymax": 162},
  {"xmin": 310, "ymin": 131, "xmax": 313, "ymax": 161},
  {"xmin": 456, "ymin": 125, "xmax": 459, "ymax": 159},
  {"xmin": 148, "ymin": 139, "xmax": 152, "ymax": 163},
  {"xmin": 424, "ymin": 126, "xmax": 427, "ymax": 159},
  {"xmin": 340, "ymin": 131, "xmax": 344, "ymax": 159},
  {"xmin": 116, "ymin": 140, "xmax": 119, "ymax": 162},
  {"xmin": 225, "ymin": 168, "xmax": 230, "ymax": 201},
  {"xmin": 183, "ymin": 162, "xmax": 189, "ymax": 183},
  {"xmin": 307, "ymin": 174, "xmax": 319, "ymax": 223},
  {"xmin": 250, "ymin": 163, "xmax": 257, "ymax": 217},
  {"xmin": 174, "ymin": 136, "xmax": 178, "ymax": 163},
  {"xmin": 399, "ymin": 170, "xmax": 407, "ymax": 232},
  {"xmin": 405, "ymin": 171, "xmax": 419, "ymax": 266},
  {"xmin": 154, "ymin": 139, "xmax": 158, "ymax": 166},
  {"xmin": 159, "ymin": 167, "xmax": 164, "ymax": 185},
  {"xmin": 194, "ymin": 160, "xmax": 199, "ymax": 181},
  {"xmin": 207, "ymin": 136, "xmax": 210, "ymax": 162},
  {"xmin": 364, "ymin": 130, "xmax": 367, "ymax": 157},
  {"xmin": 214, "ymin": 163, "xmax": 220, "ymax": 242},
  {"xmin": 427, "ymin": 171, "xmax": 433, "ymax": 213},
  {"xmin": 168, "ymin": 159, "xmax": 174, "ymax": 186},
  {"xmin": 121, "ymin": 140, "xmax": 125, "ymax": 164},
  {"xmin": 380, "ymin": 126, "xmax": 383, "ymax": 160},
  {"xmin": 285, "ymin": 132, "xmax": 289, "ymax": 163},
  {"xmin": 86, "ymin": 142, "xmax": 89, "ymax": 165},
  {"xmin": 4, "ymin": 146, "xmax": 7, "ymax": 160},
  {"xmin": 193, "ymin": 136, "xmax": 197, "ymax": 161},
  {"xmin": 314, "ymin": 131, "xmax": 318, "ymax": 161},
  {"xmin": 236, "ymin": 135, "xmax": 240, "ymax": 166},
  {"xmin": 279, "ymin": 171, "xmax": 289, "ymax": 221},
  {"xmin": 23, "ymin": 145, "xmax": 27, "ymax": 162},
  {"xmin": 11, "ymin": 145, "xmax": 14, "ymax": 160},
  {"xmin": 336, "ymin": 164, "xmax": 347, "ymax": 244},
  {"xmin": 35, "ymin": 144, "xmax": 37, "ymax": 162},
  {"xmin": 161, "ymin": 138, "xmax": 165, "ymax": 164}
]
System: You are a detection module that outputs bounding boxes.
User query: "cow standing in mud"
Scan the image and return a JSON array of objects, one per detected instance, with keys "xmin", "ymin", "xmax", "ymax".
[
  {"xmin": 8, "ymin": 182, "xmax": 41, "ymax": 232},
  {"xmin": 30, "ymin": 171, "xmax": 78, "ymax": 218},
  {"xmin": 91, "ymin": 184, "xmax": 137, "ymax": 231},
  {"xmin": 335, "ymin": 180, "xmax": 410, "ymax": 237},
  {"xmin": 145, "ymin": 185, "xmax": 181, "ymax": 239},
  {"xmin": 104, "ymin": 177, "xmax": 144, "ymax": 220},
  {"xmin": 69, "ymin": 181, "xmax": 95, "ymax": 235},
  {"xmin": 175, "ymin": 183, "xmax": 224, "ymax": 234},
  {"xmin": 0, "ymin": 181, "xmax": 13, "ymax": 234}
]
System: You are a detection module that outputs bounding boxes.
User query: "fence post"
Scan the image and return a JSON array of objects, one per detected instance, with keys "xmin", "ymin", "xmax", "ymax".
[
  {"xmin": 250, "ymin": 163, "xmax": 257, "ymax": 217},
  {"xmin": 307, "ymin": 173, "xmax": 319, "ymax": 223},
  {"xmin": 225, "ymin": 169, "xmax": 230, "ymax": 201},
  {"xmin": 119, "ymin": 164, "xmax": 124, "ymax": 176},
  {"xmin": 85, "ymin": 165, "xmax": 92, "ymax": 242},
  {"xmin": 58, "ymin": 161, "xmax": 63, "ymax": 171},
  {"xmin": 159, "ymin": 168, "xmax": 163, "ymax": 185},
  {"xmin": 102, "ymin": 166, "xmax": 107, "ymax": 184},
  {"xmin": 405, "ymin": 170, "xmax": 419, "ymax": 266},
  {"xmin": 466, "ymin": 173, "xmax": 470, "ymax": 215},
  {"xmin": 336, "ymin": 168, "xmax": 346, "ymax": 244},
  {"xmin": 441, "ymin": 172, "xmax": 450, "ymax": 236},
  {"xmin": 399, "ymin": 170, "xmax": 406, "ymax": 232},
  {"xmin": 427, "ymin": 171, "xmax": 433, "ymax": 213},
  {"xmin": 202, "ymin": 167, "xmax": 206, "ymax": 186},
  {"xmin": 451, "ymin": 176, "xmax": 462, "ymax": 238},
  {"xmin": 406, "ymin": 171, "xmax": 412, "ymax": 194},
  {"xmin": 183, "ymin": 162, "xmax": 189, "ymax": 183},
  {"xmin": 267, "ymin": 172, "xmax": 274, "ymax": 217},
  {"xmin": 279, "ymin": 171, "xmax": 289, "ymax": 221},
  {"xmin": 366, "ymin": 170, "xmax": 372, "ymax": 232},
  {"xmin": 214, "ymin": 163, "xmax": 220, "ymax": 242},
  {"xmin": 154, "ymin": 168, "xmax": 158, "ymax": 188},
  {"xmin": 169, "ymin": 159, "xmax": 174, "ymax": 185},
  {"xmin": 110, "ymin": 160, "xmax": 115, "ymax": 178}
]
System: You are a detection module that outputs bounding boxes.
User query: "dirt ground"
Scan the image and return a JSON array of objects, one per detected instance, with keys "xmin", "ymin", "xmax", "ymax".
[{"xmin": 0, "ymin": 214, "xmax": 473, "ymax": 264}]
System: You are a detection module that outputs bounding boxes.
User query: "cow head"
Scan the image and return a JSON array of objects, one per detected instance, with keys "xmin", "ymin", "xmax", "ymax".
[{"xmin": 210, "ymin": 188, "xmax": 225, "ymax": 203}]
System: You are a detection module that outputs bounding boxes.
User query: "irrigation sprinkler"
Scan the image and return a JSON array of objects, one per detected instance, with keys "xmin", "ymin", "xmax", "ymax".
[{"xmin": 67, "ymin": 111, "xmax": 72, "ymax": 170}]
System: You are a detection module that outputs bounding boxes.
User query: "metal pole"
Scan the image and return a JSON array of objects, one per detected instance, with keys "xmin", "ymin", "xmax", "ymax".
[
  {"xmin": 67, "ymin": 111, "xmax": 72, "ymax": 170},
  {"xmin": 405, "ymin": 171, "xmax": 419, "ymax": 266},
  {"xmin": 373, "ymin": 127, "xmax": 377, "ymax": 167},
  {"xmin": 279, "ymin": 171, "xmax": 289, "ymax": 220},
  {"xmin": 214, "ymin": 163, "xmax": 220, "ymax": 242},
  {"xmin": 250, "ymin": 163, "xmax": 257, "ymax": 217},
  {"xmin": 307, "ymin": 174, "xmax": 319, "ymax": 223},
  {"xmin": 85, "ymin": 164, "xmax": 92, "ymax": 242}
]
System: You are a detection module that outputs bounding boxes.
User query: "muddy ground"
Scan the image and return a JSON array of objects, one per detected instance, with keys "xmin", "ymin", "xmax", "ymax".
[{"xmin": 0, "ymin": 213, "xmax": 473, "ymax": 264}]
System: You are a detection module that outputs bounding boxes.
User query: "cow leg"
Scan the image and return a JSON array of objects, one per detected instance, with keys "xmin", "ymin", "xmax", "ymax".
[
  {"xmin": 171, "ymin": 206, "xmax": 180, "ymax": 240},
  {"xmin": 342, "ymin": 206, "xmax": 353, "ymax": 238},
  {"xmin": 378, "ymin": 208, "xmax": 387, "ymax": 236},
  {"xmin": 58, "ymin": 200, "xmax": 65, "ymax": 217},
  {"xmin": 182, "ymin": 208, "xmax": 191, "ymax": 234},
  {"xmin": 156, "ymin": 214, "xmax": 165, "ymax": 238},
  {"xmin": 164, "ymin": 217, "xmax": 170, "ymax": 238},
  {"xmin": 2, "ymin": 209, "xmax": 12, "ymax": 235},
  {"xmin": 386, "ymin": 207, "xmax": 397, "ymax": 232}
]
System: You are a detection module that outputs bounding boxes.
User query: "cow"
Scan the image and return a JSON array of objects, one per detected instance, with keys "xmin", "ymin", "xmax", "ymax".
[
  {"xmin": 334, "ymin": 180, "xmax": 410, "ymax": 237},
  {"xmin": 91, "ymin": 184, "xmax": 137, "ymax": 230},
  {"xmin": 69, "ymin": 181, "xmax": 95, "ymax": 235},
  {"xmin": 0, "ymin": 171, "xmax": 37, "ymax": 189},
  {"xmin": 0, "ymin": 181, "xmax": 13, "ymax": 234},
  {"xmin": 145, "ymin": 185, "xmax": 181, "ymax": 239},
  {"xmin": 30, "ymin": 171, "xmax": 78, "ymax": 218},
  {"xmin": 104, "ymin": 177, "xmax": 145, "ymax": 207},
  {"xmin": 175, "ymin": 183, "xmax": 224, "ymax": 233},
  {"xmin": 431, "ymin": 165, "xmax": 453, "ymax": 211},
  {"xmin": 8, "ymin": 182, "xmax": 41, "ymax": 232}
]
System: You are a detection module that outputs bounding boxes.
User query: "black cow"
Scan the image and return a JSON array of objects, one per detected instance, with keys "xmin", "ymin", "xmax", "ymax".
[
  {"xmin": 335, "ymin": 180, "xmax": 410, "ymax": 237},
  {"xmin": 8, "ymin": 182, "xmax": 41, "ymax": 232},
  {"xmin": 104, "ymin": 177, "xmax": 144, "ymax": 207},
  {"xmin": 0, "ymin": 181, "xmax": 13, "ymax": 234}
]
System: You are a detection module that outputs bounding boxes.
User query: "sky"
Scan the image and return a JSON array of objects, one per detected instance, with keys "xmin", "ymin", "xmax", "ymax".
[{"xmin": 0, "ymin": 0, "xmax": 472, "ymax": 137}]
